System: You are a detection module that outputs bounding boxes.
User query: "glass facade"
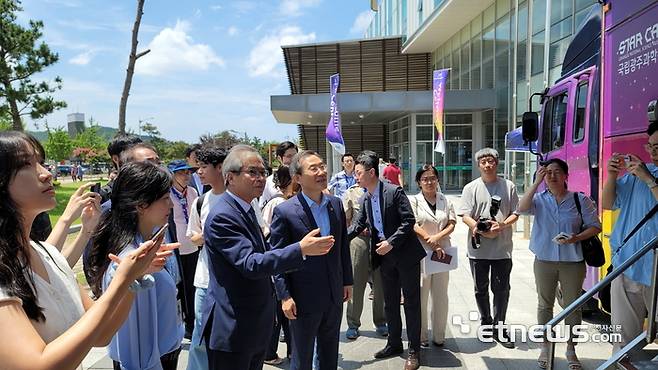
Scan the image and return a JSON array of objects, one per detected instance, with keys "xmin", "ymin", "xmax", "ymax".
[{"xmin": 366, "ymin": 0, "xmax": 598, "ymax": 192}]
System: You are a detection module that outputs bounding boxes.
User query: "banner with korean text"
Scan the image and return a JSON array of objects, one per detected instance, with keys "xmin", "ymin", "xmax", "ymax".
[
  {"xmin": 325, "ymin": 73, "xmax": 345, "ymax": 154},
  {"xmin": 432, "ymin": 69, "xmax": 449, "ymax": 153}
]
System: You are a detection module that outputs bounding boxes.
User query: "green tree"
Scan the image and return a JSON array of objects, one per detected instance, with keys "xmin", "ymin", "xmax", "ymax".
[
  {"xmin": 73, "ymin": 119, "xmax": 107, "ymax": 152},
  {"xmin": 165, "ymin": 140, "xmax": 190, "ymax": 161},
  {"xmin": 0, "ymin": 0, "xmax": 67, "ymax": 131},
  {"xmin": 0, "ymin": 111, "xmax": 11, "ymax": 130},
  {"xmin": 140, "ymin": 122, "xmax": 160, "ymax": 138},
  {"xmin": 43, "ymin": 126, "xmax": 73, "ymax": 162}
]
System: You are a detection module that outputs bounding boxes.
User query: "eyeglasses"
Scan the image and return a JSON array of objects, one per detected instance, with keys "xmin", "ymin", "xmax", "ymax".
[
  {"xmin": 420, "ymin": 176, "xmax": 438, "ymax": 183},
  {"xmin": 306, "ymin": 163, "xmax": 327, "ymax": 174},
  {"xmin": 236, "ymin": 168, "xmax": 268, "ymax": 178}
]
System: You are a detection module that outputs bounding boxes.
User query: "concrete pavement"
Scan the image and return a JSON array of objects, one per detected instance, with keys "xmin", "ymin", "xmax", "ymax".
[{"xmin": 84, "ymin": 194, "xmax": 614, "ymax": 369}]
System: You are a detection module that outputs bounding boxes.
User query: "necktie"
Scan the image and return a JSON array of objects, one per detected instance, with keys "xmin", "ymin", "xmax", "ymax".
[{"xmin": 247, "ymin": 207, "xmax": 265, "ymax": 248}]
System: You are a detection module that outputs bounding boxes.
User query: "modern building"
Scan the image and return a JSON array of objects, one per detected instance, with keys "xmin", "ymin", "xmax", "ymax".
[
  {"xmin": 270, "ymin": 0, "xmax": 599, "ymax": 192},
  {"xmin": 67, "ymin": 112, "xmax": 85, "ymax": 138}
]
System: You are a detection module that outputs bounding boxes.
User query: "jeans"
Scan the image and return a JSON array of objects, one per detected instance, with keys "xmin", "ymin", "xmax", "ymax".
[{"xmin": 186, "ymin": 287, "xmax": 208, "ymax": 370}]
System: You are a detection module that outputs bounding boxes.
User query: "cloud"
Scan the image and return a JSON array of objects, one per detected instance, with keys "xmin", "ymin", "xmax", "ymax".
[
  {"xmin": 210, "ymin": 4, "xmax": 222, "ymax": 11},
  {"xmin": 227, "ymin": 26, "xmax": 239, "ymax": 37},
  {"xmin": 69, "ymin": 50, "xmax": 94, "ymax": 65},
  {"xmin": 280, "ymin": 0, "xmax": 322, "ymax": 16},
  {"xmin": 350, "ymin": 10, "xmax": 374, "ymax": 35},
  {"xmin": 233, "ymin": 1, "xmax": 257, "ymax": 13},
  {"xmin": 248, "ymin": 26, "xmax": 316, "ymax": 77},
  {"xmin": 136, "ymin": 20, "xmax": 225, "ymax": 76}
]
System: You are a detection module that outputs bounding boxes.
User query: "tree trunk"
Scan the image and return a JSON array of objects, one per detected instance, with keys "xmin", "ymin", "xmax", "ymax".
[
  {"xmin": 2, "ymin": 79, "xmax": 22, "ymax": 131},
  {"xmin": 118, "ymin": 0, "xmax": 150, "ymax": 135}
]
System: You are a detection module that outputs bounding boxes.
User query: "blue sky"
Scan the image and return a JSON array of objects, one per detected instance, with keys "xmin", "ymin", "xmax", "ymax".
[{"xmin": 19, "ymin": 0, "xmax": 376, "ymax": 143}]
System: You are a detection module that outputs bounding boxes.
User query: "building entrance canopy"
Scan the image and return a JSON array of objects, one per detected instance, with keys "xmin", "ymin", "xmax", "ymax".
[{"xmin": 270, "ymin": 89, "xmax": 496, "ymax": 126}]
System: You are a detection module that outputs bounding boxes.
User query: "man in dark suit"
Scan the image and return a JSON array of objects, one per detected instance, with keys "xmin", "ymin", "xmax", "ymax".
[
  {"xmin": 270, "ymin": 150, "xmax": 353, "ymax": 370},
  {"xmin": 348, "ymin": 150, "xmax": 425, "ymax": 370},
  {"xmin": 202, "ymin": 145, "xmax": 335, "ymax": 370}
]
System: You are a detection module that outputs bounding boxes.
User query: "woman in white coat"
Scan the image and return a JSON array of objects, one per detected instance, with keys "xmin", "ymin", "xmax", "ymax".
[{"xmin": 409, "ymin": 164, "xmax": 456, "ymax": 347}]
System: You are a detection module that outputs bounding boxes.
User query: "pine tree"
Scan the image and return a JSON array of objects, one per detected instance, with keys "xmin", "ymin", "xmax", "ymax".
[{"xmin": 0, "ymin": 0, "xmax": 66, "ymax": 131}]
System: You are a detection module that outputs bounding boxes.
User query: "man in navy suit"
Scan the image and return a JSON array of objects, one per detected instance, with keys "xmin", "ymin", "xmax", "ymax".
[
  {"xmin": 270, "ymin": 150, "xmax": 353, "ymax": 370},
  {"xmin": 348, "ymin": 150, "xmax": 426, "ymax": 370},
  {"xmin": 201, "ymin": 145, "xmax": 335, "ymax": 370}
]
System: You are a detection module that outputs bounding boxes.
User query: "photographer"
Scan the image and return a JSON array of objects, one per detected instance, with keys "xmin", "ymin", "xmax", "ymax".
[
  {"xmin": 518, "ymin": 159, "xmax": 601, "ymax": 369},
  {"xmin": 458, "ymin": 148, "xmax": 519, "ymax": 348}
]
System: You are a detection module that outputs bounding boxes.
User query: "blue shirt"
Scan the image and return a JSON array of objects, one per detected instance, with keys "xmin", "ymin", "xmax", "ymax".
[
  {"xmin": 104, "ymin": 233, "xmax": 184, "ymax": 370},
  {"xmin": 301, "ymin": 192, "xmax": 331, "ymax": 237},
  {"xmin": 523, "ymin": 190, "xmax": 601, "ymax": 262},
  {"xmin": 368, "ymin": 182, "xmax": 385, "ymax": 239},
  {"xmin": 328, "ymin": 170, "xmax": 356, "ymax": 199},
  {"xmin": 611, "ymin": 164, "xmax": 658, "ymax": 286}
]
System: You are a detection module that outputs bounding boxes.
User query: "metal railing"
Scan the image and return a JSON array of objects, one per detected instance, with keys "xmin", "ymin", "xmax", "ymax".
[{"xmin": 544, "ymin": 235, "xmax": 658, "ymax": 370}]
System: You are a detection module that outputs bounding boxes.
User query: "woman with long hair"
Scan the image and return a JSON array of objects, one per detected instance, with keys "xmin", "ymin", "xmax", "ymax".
[
  {"xmin": 0, "ymin": 131, "xmax": 169, "ymax": 370},
  {"xmin": 518, "ymin": 158, "xmax": 601, "ymax": 369},
  {"xmin": 88, "ymin": 160, "xmax": 185, "ymax": 370}
]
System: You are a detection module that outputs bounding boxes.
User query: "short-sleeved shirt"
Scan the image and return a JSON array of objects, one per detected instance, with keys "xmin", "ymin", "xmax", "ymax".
[
  {"xmin": 457, "ymin": 177, "xmax": 519, "ymax": 260},
  {"xmin": 382, "ymin": 164, "xmax": 401, "ymax": 185},
  {"xmin": 342, "ymin": 184, "xmax": 367, "ymax": 223},
  {"xmin": 521, "ymin": 190, "xmax": 601, "ymax": 262},
  {"xmin": 328, "ymin": 170, "xmax": 356, "ymax": 199},
  {"xmin": 610, "ymin": 164, "xmax": 658, "ymax": 286},
  {"xmin": 0, "ymin": 241, "xmax": 85, "ymax": 345}
]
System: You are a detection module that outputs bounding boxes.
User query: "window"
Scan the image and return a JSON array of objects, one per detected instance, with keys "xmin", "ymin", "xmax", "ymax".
[
  {"xmin": 541, "ymin": 91, "xmax": 569, "ymax": 152},
  {"xmin": 573, "ymin": 83, "xmax": 588, "ymax": 143},
  {"xmin": 417, "ymin": 1, "xmax": 423, "ymax": 23}
]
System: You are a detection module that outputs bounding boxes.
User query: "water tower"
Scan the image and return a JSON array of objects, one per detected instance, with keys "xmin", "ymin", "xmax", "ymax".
[{"xmin": 67, "ymin": 113, "xmax": 85, "ymax": 138}]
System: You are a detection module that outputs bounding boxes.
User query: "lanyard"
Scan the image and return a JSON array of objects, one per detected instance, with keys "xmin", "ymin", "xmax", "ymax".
[{"xmin": 171, "ymin": 187, "xmax": 189, "ymax": 224}]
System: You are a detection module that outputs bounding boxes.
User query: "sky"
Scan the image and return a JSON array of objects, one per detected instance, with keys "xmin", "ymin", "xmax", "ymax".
[{"xmin": 18, "ymin": 0, "xmax": 376, "ymax": 143}]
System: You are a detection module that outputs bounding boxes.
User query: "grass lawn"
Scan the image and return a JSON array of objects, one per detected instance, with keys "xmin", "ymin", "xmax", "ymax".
[{"xmin": 49, "ymin": 179, "xmax": 107, "ymax": 225}]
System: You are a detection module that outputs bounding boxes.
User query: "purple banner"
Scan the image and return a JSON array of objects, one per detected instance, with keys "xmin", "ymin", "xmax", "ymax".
[
  {"xmin": 432, "ymin": 69, "xmax": 449, "ymax": 153},
  {"xmin": 325, "ymin": 73, "xmax": 345, "ymax": 154}
]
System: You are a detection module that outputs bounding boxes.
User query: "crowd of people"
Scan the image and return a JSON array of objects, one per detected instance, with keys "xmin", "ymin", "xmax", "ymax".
[{"xmin": 0, "ymin": 120, "xmax": 658, "ymax": 370}]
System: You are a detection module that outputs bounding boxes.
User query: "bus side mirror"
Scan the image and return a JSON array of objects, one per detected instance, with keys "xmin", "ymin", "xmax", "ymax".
[{"xmin": 522, "ymin": 112, "xmax": 539, "ymax": 143}]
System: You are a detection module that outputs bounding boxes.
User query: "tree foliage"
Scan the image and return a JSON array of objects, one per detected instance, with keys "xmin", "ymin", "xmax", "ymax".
[
  {"xmin": 0, "ymin": 0, "xmax": 67, "ymax": 131},
  {"xmin": 43, "ymin": 125, "xmax": 73, "ymax": 162}
]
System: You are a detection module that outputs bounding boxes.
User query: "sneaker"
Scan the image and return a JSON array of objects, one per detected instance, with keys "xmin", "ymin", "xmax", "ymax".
[
  {"xmin": 420, "ymin": 340, "xmax": 430, "ymax": 348},
  {"xmin": 494, "ymin": 327, "xmax": 515, "ymax": 349},
  {"xmin": 375, "ymin": 324, "xmax": 389, "ymax": 337},
  {"xmin": 346, "ymin": 327, "xmax": 359, "ymax": 340}
]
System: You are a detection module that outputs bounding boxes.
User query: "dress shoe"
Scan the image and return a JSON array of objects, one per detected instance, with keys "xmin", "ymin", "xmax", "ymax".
[
  {"xmin": 263, "ymin": 356, "xmax": 284, "ymax": 365},
  {"xmin": 432, "ymin": 340, "xmax": 444, "ymax": 347},
  {"xmin": 404, "ymin": 351, "xmax": 420, "ymax": 370},
  {"xmin": 494, "ymin": 327, "xmax": 515, "ymax": 349},
  {"xmin": 374, "ymin": 345, "xmax": 404, "ymax": 359}
]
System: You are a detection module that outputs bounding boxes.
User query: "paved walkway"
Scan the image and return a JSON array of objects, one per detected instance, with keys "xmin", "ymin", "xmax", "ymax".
[{"xmin": 84, "ymin": 195, "xmax": 614, "ymax": 369}]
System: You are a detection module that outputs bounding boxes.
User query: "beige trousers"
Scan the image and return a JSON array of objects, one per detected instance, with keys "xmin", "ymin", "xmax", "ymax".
[
  {"xmin": 420, "ymin": 271, "xmax": 450, "ymax": 344},
  {"xmin": 610, "ymin": 274, "xmax": 656, "ymax": 352}
]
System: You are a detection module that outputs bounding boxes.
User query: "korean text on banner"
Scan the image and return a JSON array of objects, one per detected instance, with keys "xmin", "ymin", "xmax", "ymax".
[
  {"xmin": 325, "ymin": 73, "xmax": 345, "ymax": 155},
  {"xmin": 433, "ymin": 69, "xmax": 449, "ymax": 153}
]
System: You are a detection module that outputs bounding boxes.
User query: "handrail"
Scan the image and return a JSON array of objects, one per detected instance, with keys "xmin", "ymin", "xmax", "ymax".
[{"xmin": 544, "ymin": 235, "xmax": 658, "ymax": 370}]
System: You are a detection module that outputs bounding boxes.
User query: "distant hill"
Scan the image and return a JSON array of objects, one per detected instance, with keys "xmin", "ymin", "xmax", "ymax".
[{"xmin": 29, "ymin": 126, "xmax": 150, "ymax": 142}]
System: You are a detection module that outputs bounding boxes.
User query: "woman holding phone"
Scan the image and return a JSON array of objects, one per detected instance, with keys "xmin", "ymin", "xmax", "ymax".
[
  {"xmin": 408, "ymin": 164, "xmax": 456, "ymax": 348},
  {"xmin": 0, "ymin": 131, "xmax": 170, "ymax": 370},
  {"xmin": 88, "ymin": 161, "xmax": 184, "ymax": 370},
  {"xmin": 517, "ymin": 158, "xmax": 601, "ymax": 370}
]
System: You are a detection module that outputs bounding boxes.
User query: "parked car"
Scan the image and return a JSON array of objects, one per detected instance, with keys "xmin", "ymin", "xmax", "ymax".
[{"xmin": 56, "ymin": 165, "xmax": 72, "ymax": 176}]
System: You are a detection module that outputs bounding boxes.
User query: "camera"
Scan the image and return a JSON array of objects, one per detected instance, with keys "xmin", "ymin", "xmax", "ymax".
[
  {"xmin": 648, "ymin": 99, "xmax": 657, "ymax": 123},
  {"xmin": 472, "ymin": 195, "xmax": 502, "ymax": 249}
]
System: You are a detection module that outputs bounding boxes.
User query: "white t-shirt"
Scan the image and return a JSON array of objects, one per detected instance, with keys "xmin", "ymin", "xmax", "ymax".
[
  {"xmin": 258, "ymin": 175, "xmax": 278, "ymax": 210},
  {"xmin": 0, "ymin": 241, "xmax": 85, "ymax": 344},
  {"xmin": 187, "ymin": 191, "xmax": 222, "ymax": 289}
]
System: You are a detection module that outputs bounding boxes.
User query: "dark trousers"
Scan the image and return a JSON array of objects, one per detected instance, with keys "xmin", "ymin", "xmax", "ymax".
[
  {"xmin": 380, "ymin": 259, "xmax": 422, "ymax": 352},
  {"xmin": 113, "ymin": 347, "xmax": 181, "ymax": 370},
  {"xmin": 207, "ymin": 349, "xmax": 266, "ymax": 370},
  {"xmin": 289, "ymin": 303, "xmax": 342, "ymax": 370},
  {"xmin": 468, "ymin": 258, "xmax": 513, "ymax": 325},
  {"xmin": 179, "ymin": 250, "xmax": 200, "ymax": 334},
  {"xmin": 266, "ymin": 300, "xmax": 291, "ymax": 360}
]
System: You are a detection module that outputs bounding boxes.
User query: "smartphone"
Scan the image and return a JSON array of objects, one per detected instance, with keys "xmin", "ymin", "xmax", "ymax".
[
  {"xmin": 90, "ymin": 182, "xmax": 101, "ymax": 193},
  {"xmin": 623, "ymin": 154, "xmax": 632, "ymax": 168},
  {"xmin": 431, "ymin": 251, "xmax": 453, "ymax": 264},
  {"xmin": 150, "ymin": 223, "xmax": 169, "ymax": 242}
]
